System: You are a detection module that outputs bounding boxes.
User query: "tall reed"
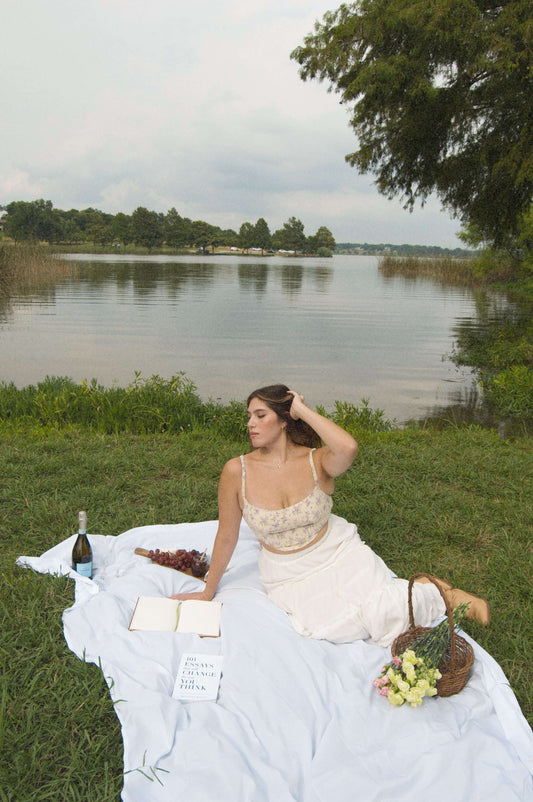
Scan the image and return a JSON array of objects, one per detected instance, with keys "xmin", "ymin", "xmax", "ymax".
[
  {"xmin": 0, "ymin": 242, "xmax": 78, "ymax": 296},
  {"xmin": 378, "ymin": 255, "xmax": 483, "ymax": 287}
]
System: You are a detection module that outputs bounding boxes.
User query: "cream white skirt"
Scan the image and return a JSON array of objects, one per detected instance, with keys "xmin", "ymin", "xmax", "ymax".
[{"xmin": 258, "ymin": 514, "xmax": 445, "ymax": 647}]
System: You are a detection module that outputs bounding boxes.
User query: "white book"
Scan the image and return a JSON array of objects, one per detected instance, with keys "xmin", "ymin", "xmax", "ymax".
[
  {"xmin": 172, "ymin": 653, "xmax": 224, "ymax": 701},
  {"xmin": 129, "ymin": 596, "xmax": 222, "ymax": 637}
]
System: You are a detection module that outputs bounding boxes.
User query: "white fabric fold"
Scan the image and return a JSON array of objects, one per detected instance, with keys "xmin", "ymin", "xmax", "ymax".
[{"xmin": 17, "ymin": 522, "xmax": 533, "ymax": 802}]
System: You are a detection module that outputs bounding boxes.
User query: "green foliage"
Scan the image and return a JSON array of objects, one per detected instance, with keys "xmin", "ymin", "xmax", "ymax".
[
  {"xmin": 131, "ymin": 207, "xmax": 163, "ymax": 250},
  {"xmin": 292, "ymin": 0, "xmax": 533, "ymax": 250},
  {"xmin": 274, "ymin": 216, "xmax": 307, "ymax": 252},
  {"xmin": 452, "ymin": 300, "xmax": 533, "ymax": 418},
  {"xmin": 379, "ymin": 254, "xmax": 487, "ymax": 286},
  {"xmin": 3, "ymin": 199, "xmax": 335, "ymax": 256},
  {"xmin": 191, "ymin": 219, "xmax": 220, "ymax": 252},
  {"xmin": 0, "ymin": 378, "xmax": 397, "ymax": 440},
  {"xmin": 315, "ymin": 226, "xmax": 336, "ymax": 251},
  {"xmin": 238, "ymin": 221, "xmax": 255, "ymax": 251},
  {"xmin": 0, "ymin": 374, "xmax": 207, "ymax": 434},
  {"xmin": 163, "ymin": 207, "xmax": 191, "ymax": 248},
  {"xmin": 110, "ymin": 212, "xmax": 133, "ymax": 246},
  {"xmin": 87, "ymin": 211, "xmax": 113, "ymax": 246},
  {"xmin": 483, "ymin": 366, "xmax": 533, "ymax": 417},
  {"xmin": 336, "ymin": 242, "xmax": 474, "ymax": 257},
  {"xmin": 5, "ymin": 199, "xmax": 64, "ymax": 243},
  {"xmin": 0, "ymin": 374, "xmax": 255, "ymax": 445},
  {"xmin": 0, "ymin": 242, "xmax": 77, "ymax": 296},
  {"xmin": 320, "ymin": 398, "xmax": 396, "ymax": 437},
  {"xmin": 253, "ymin": 217, "xmax": 272, "ymax": 253}
]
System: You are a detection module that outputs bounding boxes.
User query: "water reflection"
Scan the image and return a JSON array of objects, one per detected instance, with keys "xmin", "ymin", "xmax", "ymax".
[
  {"xmin": 417, "ymin": 387, "xmax": 532, "ymax": 438},
  {"xmin": 238, "ymin": 264, "xmax": 269, "ymax": 295},
  {"xmin": 0, "ymin": 253, "xmax": 524, "ymax": 427},
  {"xmin": 74, "ymin": 257, "xmax": 333, "ymax": 302}
]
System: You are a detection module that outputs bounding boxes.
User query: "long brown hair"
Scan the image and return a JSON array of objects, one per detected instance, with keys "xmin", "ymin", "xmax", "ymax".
[{"xmin": 246, "ymin": 384, "xmax": 321, "ymax": 448}]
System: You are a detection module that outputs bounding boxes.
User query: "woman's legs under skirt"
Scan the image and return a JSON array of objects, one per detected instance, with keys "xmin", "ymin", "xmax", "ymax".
[{"xmin": 258, "ymin": 514, "xmax": 445, "ymax": 647}]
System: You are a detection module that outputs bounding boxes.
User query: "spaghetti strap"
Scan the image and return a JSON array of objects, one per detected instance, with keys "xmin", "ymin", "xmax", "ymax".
[
  {"xmin": 240, "ymin": 455, "xmax": 246, "ymax": 500},
  {"xmin": 309, "ymin": 448, "xmax": 318, "ymax": 485}
]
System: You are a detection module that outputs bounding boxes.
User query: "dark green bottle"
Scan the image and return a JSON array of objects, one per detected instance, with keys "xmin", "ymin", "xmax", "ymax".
[{"xmin": 72, "ymin": 511, "xmax": 93, "ymax": 578}]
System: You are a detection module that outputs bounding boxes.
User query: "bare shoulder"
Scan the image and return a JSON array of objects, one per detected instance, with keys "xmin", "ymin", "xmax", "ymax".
[{"xmin": 219, "ymin": 456, "xmax": 243, "ymax": 484}]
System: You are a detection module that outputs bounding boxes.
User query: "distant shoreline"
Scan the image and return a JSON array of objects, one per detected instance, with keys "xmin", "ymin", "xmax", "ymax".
[{"xmin": 336, "ymin": 242, "xmax": 476, "ymax": 258}]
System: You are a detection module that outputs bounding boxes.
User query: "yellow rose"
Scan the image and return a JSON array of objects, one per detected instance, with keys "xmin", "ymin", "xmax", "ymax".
[
  {"xmin": 387, "ymin": 667, "xmax": 400, "ymax": 686},
  {"xmin": 402, "ymin": 649, "xmax": 417, "ymax": 664},
  {"xmin": 388, "ymin": 691, "xmax": 405, "ymax": 706},
  {"xmin": 405, "ymin": 688, "xmax": 424, "ymax": 706},
  {"xmin": 403, "ymin": 662, "xmax": 416, "ymax": 682}
]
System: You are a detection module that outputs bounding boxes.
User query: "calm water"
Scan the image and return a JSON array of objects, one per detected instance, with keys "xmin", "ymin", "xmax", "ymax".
[{"xmin": 0, "ymin": 253, "xmax": 495, "ymax": 423}]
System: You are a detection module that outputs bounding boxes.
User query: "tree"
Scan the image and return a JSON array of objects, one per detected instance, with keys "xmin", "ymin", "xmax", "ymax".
[
  {"xmin": 292, "ymin": 0, "xmax": 533, "ymax": 248},
  {"xmin": 192, "ymin": 220, "xmax": 219, "ymax": 252},
  {"xmin": 87, "ymin": 212, "xmax": 113, "ymax": 246},
  {"xmin": 131, "ymin": 207, "xmax": 163, "ymax": 249},
  {"xmin": 111, "ymin": 212, "xmax": 133, "ymax": 246},
  {"xmin": 5, "ymin": 199, "xmax": 64, "ymax": 243},
  {"xmin": 219, "ymin": 228, "xmax": 239, "ymax": 247},
  {"xmin": 315, "ymin": 226, "xmax": 336, "ymax": 251},
  {"xmin": 164, "ymin": 207, "xmax": 189, "ymax": 248},
  {"xmin": 276, "ymin": 217, "xmax": 307, "ymax": 252},
  {"xmin": 238, "ymin": 222, "xmax": 255, "ymax": 252},
  {"xmin": 252, "ymin": 218, "xmax": 272, "ymax": 254}
]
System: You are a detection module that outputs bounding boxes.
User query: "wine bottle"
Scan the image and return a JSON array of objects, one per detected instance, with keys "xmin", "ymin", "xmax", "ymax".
[{"xmin": 72, "ymin": 510, "xmax": 93, "ymax": 578}]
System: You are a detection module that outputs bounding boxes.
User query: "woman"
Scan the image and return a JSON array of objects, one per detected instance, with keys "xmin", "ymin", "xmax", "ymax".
[{"xmin": 172, "ymin": 384, "xmax": 490, "ymax": 646}]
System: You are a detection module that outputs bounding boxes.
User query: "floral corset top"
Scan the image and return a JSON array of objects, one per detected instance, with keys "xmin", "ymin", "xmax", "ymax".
[{"xmin": 240, "ymin": 449, "xmax": 333, "ymax": 551}]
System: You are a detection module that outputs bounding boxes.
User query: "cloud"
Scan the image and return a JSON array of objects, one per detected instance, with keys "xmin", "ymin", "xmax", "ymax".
[{"xmin": 1, "ymin": 0, "xmax": 462, "ymax": 246}]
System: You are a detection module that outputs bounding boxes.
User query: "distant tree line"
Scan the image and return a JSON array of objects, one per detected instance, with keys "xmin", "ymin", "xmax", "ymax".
[
  {"xmin": 335, "ymin": 242, "xmax": 477, "ymax": 257},
  {"xmin": 1, "ymin": 200, "xmax": 336, "ymax": 256}
]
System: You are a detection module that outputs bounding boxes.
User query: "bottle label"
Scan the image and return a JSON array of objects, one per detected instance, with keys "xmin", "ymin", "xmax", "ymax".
[{"xmin": 74, "ymin": 561, "xmax": 93, "ymax": 578}]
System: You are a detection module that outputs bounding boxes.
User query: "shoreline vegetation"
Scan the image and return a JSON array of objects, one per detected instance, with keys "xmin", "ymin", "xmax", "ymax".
[{"xmin": 0, "ymin": 242, "xmax": 80, "ymax": 296}]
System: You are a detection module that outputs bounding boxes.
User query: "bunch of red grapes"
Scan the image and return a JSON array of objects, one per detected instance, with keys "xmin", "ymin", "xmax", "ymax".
[{"xmin": 147, "ymin": 548, "xmax": 207, "ymax": 575}]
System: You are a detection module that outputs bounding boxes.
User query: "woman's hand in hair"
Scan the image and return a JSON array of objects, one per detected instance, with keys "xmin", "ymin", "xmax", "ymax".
[{"xmin": 287, "ymin": 390, "xmax": 307, "ymax": 420}]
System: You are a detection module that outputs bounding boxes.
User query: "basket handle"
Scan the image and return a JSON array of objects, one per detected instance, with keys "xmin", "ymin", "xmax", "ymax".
[{"xmin": 407, "ymin": 573, "xmax": 457, "ymax": 670}]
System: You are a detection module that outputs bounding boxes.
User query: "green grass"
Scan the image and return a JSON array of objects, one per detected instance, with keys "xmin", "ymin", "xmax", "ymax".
[{"xmin": 1, "ymin": 415, "xmax": 531, "ymax": 799}]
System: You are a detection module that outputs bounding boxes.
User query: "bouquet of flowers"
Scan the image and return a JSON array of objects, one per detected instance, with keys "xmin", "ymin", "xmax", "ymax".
[{"xmin": 374, "ymin": 604, "xmax": 469, "ymax": 707}]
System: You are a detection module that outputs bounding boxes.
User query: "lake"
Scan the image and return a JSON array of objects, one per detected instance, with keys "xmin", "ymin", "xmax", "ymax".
[{"xmin": 0, "ymin": 253, "xmax": 499, "ymax": 423}]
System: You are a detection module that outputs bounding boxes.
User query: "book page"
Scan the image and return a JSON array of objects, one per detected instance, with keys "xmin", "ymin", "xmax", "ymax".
[
  {"xmin": 177, "ymin": 600, "xmax": 222, "ymax": 637},
  {"xmin": 129, "ymin": 596, "xmax": 180, "ymax": 631}
]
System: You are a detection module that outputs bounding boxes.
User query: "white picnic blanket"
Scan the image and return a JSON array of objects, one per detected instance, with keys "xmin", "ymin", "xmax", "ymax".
[{"xmin": 18, "ymin": 522, "xmax": 533, "ymax": 802}]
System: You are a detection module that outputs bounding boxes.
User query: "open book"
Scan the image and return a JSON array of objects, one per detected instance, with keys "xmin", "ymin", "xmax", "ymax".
[{"xmin": 129, "ymin": 596, "xmax": 222, "ymax": 637}]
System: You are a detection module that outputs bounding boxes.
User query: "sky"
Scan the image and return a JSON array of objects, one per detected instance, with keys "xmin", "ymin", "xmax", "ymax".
[{"xmin": 2, "ymin": 0, "xmax": 464, "ymax": 247}]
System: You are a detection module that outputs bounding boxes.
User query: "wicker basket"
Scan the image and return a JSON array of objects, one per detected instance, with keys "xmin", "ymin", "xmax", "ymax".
[{"xmin": 391, "ymin": 573, "xmax": 475, "ymax": 697}]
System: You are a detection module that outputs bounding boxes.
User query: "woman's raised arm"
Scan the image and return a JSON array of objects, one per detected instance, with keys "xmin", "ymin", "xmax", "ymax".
[{"xmin": 288, "ymin": 391, "xmax": 358, "ymax": 478}]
